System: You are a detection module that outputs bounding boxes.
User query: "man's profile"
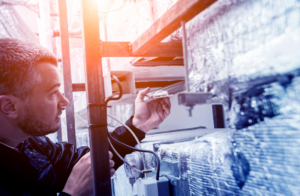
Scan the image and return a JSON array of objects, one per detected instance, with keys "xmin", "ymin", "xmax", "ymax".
[{"xmin": 0, "ymin": 38, "xmax": 171, "ymax": 196}]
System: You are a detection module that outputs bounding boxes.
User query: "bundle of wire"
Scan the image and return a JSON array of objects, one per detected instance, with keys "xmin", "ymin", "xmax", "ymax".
[{"xmin": 106, "ymin": 75, "xmax": 160, "ymax": 181}]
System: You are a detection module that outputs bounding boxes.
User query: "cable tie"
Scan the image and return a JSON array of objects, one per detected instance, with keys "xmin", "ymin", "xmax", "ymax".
[
  {"xmin": 88, "ymin": 124, "xmax": 108, "ymax": 128},
  {"xmin": 142, "ymin": 169, "xmax": 153, "ymax": 173},
  {"xmin": 87, "ymin": 103, "xmax": 107, "ymax": 108}
]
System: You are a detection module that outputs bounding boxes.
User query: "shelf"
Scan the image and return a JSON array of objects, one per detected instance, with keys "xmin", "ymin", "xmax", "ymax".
[{"xmin": 130, "ymin": 0, "xmax": 217, "ymax": 55}]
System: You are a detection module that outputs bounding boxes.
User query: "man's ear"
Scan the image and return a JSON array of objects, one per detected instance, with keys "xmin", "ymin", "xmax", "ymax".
[{"xmin": 0, "ymin": 95, "xmax": 19, "ymax": 119}]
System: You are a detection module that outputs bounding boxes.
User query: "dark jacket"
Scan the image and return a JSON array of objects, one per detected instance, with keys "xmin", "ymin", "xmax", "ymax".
[{"xmin": 0, "ymin": 118, "xmax": 145, "ymax": 196}]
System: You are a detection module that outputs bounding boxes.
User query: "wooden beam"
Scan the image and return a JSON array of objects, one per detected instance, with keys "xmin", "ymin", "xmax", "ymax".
[
  {"xmin": 135, "ymin": 80, "xmax": 184, "ymax": 88},
  {"xmin": 100, "ymin": 41, "xmax": 182, "ymax": 57},
  {"xmin": 58, "ymin": 0, "xmax": 77, "ymax": 146},
  {"xmin": 81, "ymin": 0, "xmax": 112, "ymax": 195},
  {"xmin": 56, "ymin": 41, "xmax": 182, "ymax": 57},
  {"xmin": 72, "ymin": 80, "xmax": 184, "ymax": 92},
  {"xmin": 132, "ymin": 60, "xmax": 183, "ymax": 67},
  {"xmin": 130, "ymin": 0, "xmax": 217, "ymax": 55},
  {"xmin": 72, "ymin": 83, "xmax": 86, "ymax": 91}
]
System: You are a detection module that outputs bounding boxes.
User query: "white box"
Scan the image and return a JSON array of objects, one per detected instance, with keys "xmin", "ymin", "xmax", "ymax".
[{"xmin": 104, "ymin": 70, "xmax": 136, "ymax": 99}]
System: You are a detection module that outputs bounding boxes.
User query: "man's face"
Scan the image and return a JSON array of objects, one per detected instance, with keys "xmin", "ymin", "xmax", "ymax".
[{"xmin": 17, "ymin": 62, "xmax": 69, "ymax": 136}]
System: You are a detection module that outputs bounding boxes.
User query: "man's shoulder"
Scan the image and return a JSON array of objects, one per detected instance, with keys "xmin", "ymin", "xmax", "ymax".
[
  {"xmin": 24, "ymin": 136, "xmax": 59, "ymax": 155},
  {"xmin": 27, "ymin": 136, "xmax": 50, "ymax": 146}
]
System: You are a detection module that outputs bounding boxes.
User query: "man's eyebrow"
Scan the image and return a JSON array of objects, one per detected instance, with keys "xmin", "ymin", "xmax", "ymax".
[{"xmin": 46, "ymin": 83, "xmax": 61, "ymax": 92}]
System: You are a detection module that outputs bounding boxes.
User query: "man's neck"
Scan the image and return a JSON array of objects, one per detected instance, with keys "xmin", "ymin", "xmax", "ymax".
[{"xmin": 0, "ymin": 120, "xmax": 29, "ymax": 147}]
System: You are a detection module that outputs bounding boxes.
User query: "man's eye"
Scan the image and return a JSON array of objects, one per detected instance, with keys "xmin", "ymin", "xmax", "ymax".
[{"xmin": 52, "ymin": 91, "xmax": 58, "ymax": 96}]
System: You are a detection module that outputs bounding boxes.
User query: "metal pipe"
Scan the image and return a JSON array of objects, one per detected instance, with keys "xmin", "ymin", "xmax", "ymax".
[
  {"xmin": 181, "ymin": 20, "xmax": 194, "ymax": 116},
  {"xmin": 57, "ymin": 121, "xmax": 62, "ymax": 142},
  {"xmin": 181, "ymin": 20, "xmax": 190, "ymax": 92},
  {"xmin": 58, "ymin": 0, "xmax": 77, "ymax": 146},
  {"xmin": 81, "ymin": 0, "xmax": 112, "ymax": 195}
]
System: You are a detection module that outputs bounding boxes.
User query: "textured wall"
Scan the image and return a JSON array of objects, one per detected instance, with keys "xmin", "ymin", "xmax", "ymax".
[
  {"xmin": 113, "ymin": 0, "xmax": 300, "ymax": 195},
  {"xmin": 169, "ymin": 0, "xmax": 300, "ymax": 195}
]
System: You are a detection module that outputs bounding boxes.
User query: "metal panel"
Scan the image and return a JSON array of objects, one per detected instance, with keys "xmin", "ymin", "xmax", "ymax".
[
  {"xmin": 130, "ymin": 0, "xmax": 217, "ymax": 55},
  {"xmin": 58, "ymin": 0, "xmax": 76, "ymax": 146},
  {"xmin": 81, "ymin": 0, "xmax": 112, "ymax": 195}
]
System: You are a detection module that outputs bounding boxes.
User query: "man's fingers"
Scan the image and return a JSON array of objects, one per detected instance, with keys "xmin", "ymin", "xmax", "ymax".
[
  {"xmin": 110, "ymin": 160, "xmax": 115, "ymax": 168},
  {"xmin": 160, "ymin": 98, "xmax": 170, "ymax": 109},
  {"xmin": 160, "ymin": 98, "xmax": 171, "ymax": 117},
  {"xmin": 163, "ymin": 104, "xmax": 171, "ymax": 115},
  {"xmin": 164, "ymin": 97, "xmax": 171, "ymax": 108},
  {"xmin": 109, "ymin": 151, "xmax": 113, "ymax": 160},
  {"xmin": 110, "ymin": 168, "xmax": 115, "ymax": 177},
  {"xmin": 162, "ymin": 104, "xmax": 171, "ymax": 117},
  {"xmin": 136, "ymin": 87, "xmax": 150, "ymax": 103},
  {"xmin": 109, "ymin": 151, "xmax": 114, "ymax": 168}
]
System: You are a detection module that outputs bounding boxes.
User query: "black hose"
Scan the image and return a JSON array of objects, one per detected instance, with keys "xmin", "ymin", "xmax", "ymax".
[{"xmin": 105, "ymin": 75, "xmax": 123, "ymax": 105}]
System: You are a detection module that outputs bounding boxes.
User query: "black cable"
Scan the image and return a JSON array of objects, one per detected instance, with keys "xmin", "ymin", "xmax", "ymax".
[
  {"xmin": 105, "ymin": 75, "xmax": 160, "ymax": 180},
  {"xmin": 108, "ymin": 132, "xmax": 160, "ymax": 181},
  {"xmin": 105, "ymin": 75, "xmax": 123, "ymax": 105}
]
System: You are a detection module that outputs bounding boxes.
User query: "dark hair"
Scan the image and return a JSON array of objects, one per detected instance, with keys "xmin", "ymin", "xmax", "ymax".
[{"xmin": 0, "ymin": 38, "xmax": 57, "ymax": 99}]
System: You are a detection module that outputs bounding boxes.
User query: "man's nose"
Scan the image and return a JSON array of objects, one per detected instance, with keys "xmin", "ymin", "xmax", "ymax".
[{"xmin": 59, "ymin": 93, "xmax": 70, "ymax": 108}]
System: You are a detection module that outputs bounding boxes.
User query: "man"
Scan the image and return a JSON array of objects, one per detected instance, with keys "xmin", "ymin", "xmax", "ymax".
[{"xmin": 0, "ymin": 38, "xmax": 171, "ymax": 196}]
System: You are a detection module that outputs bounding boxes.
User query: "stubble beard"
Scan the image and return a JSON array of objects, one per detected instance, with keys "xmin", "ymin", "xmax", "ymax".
[{"xmin": 18, "ymin": 106, "xmax": 59, "ymax": 136}]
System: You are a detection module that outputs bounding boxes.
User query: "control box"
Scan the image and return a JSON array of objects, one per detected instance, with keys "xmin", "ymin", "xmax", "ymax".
[{"xmin": 136, "ymin": 177, "xmax": 170, "ymax": 196}]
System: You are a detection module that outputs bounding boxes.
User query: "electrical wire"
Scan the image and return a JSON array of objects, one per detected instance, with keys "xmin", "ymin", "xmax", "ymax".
[
  {"xmin": 104, "ymin": 75, "xmax": 161, "ymax": 180},
  {"xmin": 107, "ymin": 132, "xmax": 160, "ymax": 181},
  {"xmin": 107, "ymin": 114, "xmax": 141, "ymax": 149},
  {"xmin": 77, "ymin": 111, "xmax": 151, "ymax": 176},
  {"xmin": 105, "ymin": 76, "xmax": 140, "ymax": 147},
  {"xmin": 108, "ymin": 137, "xmax": 143, "ymax": 173},
  {"xmin": 107, "ymin": 114, "xmax": 148, "ymax": 173},
  {"xmin": 76, "ymin": 110, "xmax": 144, "ymax": 173}
]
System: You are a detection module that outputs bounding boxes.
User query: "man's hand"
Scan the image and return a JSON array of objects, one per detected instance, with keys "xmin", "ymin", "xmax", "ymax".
[
  {"xmin": 109, "ymin": 151, "xmax": 115, "ymax": 176},
  {"xmin": 62, "ymin": 151, "xmax": 115, "ymax": 196},
  {"xmin": 132, "ymin": 87, "xmax": 171, "ymax": 133}
]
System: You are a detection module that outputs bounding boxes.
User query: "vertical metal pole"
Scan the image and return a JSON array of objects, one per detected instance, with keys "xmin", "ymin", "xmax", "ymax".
[
  {"xmin": 57, "ymin": 121, "xmax": 63, "ymax": 142},
  {"xmin": 181, "ymin": 20, "xmax": 190, "ymax": 92},
  {"xmin": 58, "ymin": 0, "xmax": 77, "ymax": 146},
  {"xmin": 181, "ymin": 20, "xmax": 194, "ymax": 116},
  {"xmin": 212, "ymin": 105, "xmax": 225, "ymax": 128},
  {"xmin": 81, "ymin": 0, "xmax": 112, "ymax": 195}
]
